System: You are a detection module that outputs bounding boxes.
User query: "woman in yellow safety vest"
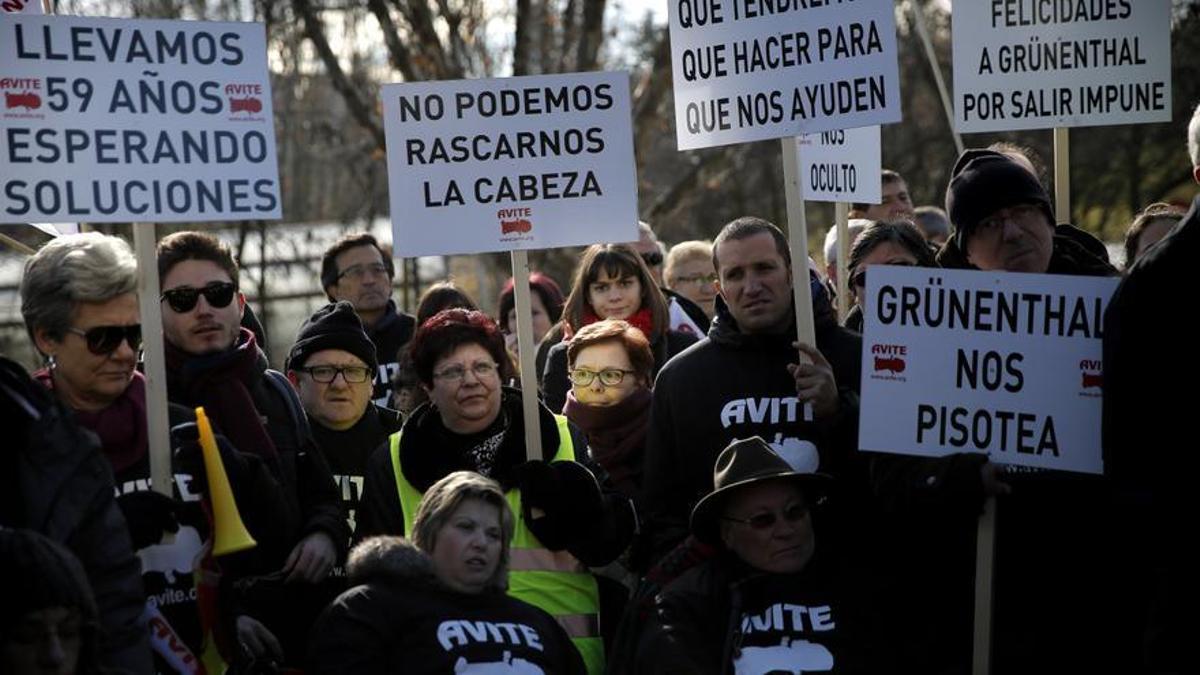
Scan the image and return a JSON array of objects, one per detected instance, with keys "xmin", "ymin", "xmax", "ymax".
[{"xmin": 356, "ymin": 309, "xmax": 636, "ymax": 674}]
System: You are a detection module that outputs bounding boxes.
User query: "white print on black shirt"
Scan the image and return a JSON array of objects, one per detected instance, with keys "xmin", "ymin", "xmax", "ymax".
[
  {"xmin": 719, "ymin": 397, "xmax": 819, "ymax": 472},
  {"xmin": 453, "ymin": 652, "xmax": 544, "ymax": 674},
  {"xmin": 736, "ymin": 603, "xmax": 836, "ymax": 674},
  {"xmin": 437, "ymin": 620, "xmax": 545, "ymax": 652}
]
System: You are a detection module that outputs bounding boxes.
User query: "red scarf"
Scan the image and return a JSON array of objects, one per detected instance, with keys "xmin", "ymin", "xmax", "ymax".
[
  {"xmin": 562, "ymin": 387, "xmax": 651, "ymax": 499},
  {"xmin": 566, "ymin": 306, "xmax": 655, "ymax": 340},
  {"xmin": 35, "ymin": 369, "xmax": 147, "ymax": 473}
]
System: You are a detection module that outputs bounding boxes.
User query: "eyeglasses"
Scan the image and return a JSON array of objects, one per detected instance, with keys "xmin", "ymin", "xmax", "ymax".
[
  {"xmin": 433, "ymin": 361, "xmax": 499, "ymax": 383},
  {"xmin": 674, "ymin": 273, "xmax": 718, "ymax": 286},
  {"xmin": 337, "ymin": 262, "xmax": 389, "ymax": 281},
  {"xmin": 66, "ymin": 324, "xmax": 142, "ymax": 355},
  {"xmin": 640, "ymin": 250, "xmax": 663, "ymax": 267},
  {"xmin": 296, "ymin": 365, "xmax": 372, "ymax": 384},
  {"xmin": 160, "ymin": 282, "xmax": 236, "ymax": 313},
  {"xmin": 721, "ymin": 501, "xmax": 809, "ymax": 531},
  {"xmin": 569, "ymin": 368, "xmax": 636, "ymax": 387},
  {"xmin": 850, "ymin": 261, "xmax": 916, "ymax": 289}
]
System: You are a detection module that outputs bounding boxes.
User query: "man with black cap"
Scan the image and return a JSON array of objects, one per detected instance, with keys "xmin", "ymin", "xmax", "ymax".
[
  {"xmin": 634, "ymin": 437, "xmax": 877, "ymax": 674},
  {"xmin": 287, "ymin": 301, "xmax": 403, "ymax": 541}
]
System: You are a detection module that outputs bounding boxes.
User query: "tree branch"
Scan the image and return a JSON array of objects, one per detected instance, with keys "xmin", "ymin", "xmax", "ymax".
[
  {"xmin": 366, "ymin": 0, "xmax": 419, "ymax": 80},
  {"xmin": 576, "ymin": 0, "xmax": 605, "ymax": 71}
]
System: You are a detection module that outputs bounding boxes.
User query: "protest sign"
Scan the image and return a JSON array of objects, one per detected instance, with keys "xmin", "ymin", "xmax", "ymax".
[
  {"xmin": 381, "ymin": 71, "xmax": 638, "ymax": 257},
  {"xmin": 953, "ymin": 0, "xmax": 1171, "ymax": 132},
  {"xmin": 0, "ymin": 14, "xmax": 281, "ymax": 223},
  {"xmin": 858, "ymin": 266, "xmax": 1118, "ymax": 475},
  {"xmin": 668, "ymin": 0, "xmax": 901, "ymax": 150},
  {"xmin": 795, "ymin": 125, "xmax": 880, "ymax": 203}
]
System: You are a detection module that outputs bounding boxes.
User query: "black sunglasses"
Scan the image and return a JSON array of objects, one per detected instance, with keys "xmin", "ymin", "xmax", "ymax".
[
  {"xmin": 640, "ymin": 250, "xmax": 663, "ymax": 267},
  {"xmin": 160, "ymin": 282, "xmax": 236, "ymax": 313},
  {"xmin": 66, "ymin": 324, "xmax": 142, "ymax": 355}
]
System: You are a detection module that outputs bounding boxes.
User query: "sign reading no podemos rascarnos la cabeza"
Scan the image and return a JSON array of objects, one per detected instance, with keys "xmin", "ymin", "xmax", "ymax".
[
  {"xmin": 953, "ymin": 0, "xmax": 1171, "ymax": 132},
  {"xmin": 668, "ymin": 0, "xmax": 901, "ymax": 151},
  {"xmin": 0, "ymin": 14, "xmax": 281, "ymax": 223},
  {"xmin": 382, "ymin": 72, "xmax": 638, "ymax": 257},
  {"xmin": 794, "ymin": 124, "xmax": 880, "ymax": 203},
  {"xmin": 858, "ymin": 266, "xmax": 1119, "ymax": 475}
]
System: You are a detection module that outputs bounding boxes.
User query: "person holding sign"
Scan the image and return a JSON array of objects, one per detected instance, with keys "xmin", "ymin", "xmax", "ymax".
[
  {"xmin": 542, "ymin": 244, "xmax": 698, "ymax": 415},
  {"xmin": 307, "ymin": 473, "xmax": 586, "ymax": 675},
  {"xmin": 355, "ymin": 309, "xmax": 636, "ymax": 674},
  {"xmin": 635, "ymin": 437, "xmax": 877, "ymax": 674},
  {"xmin": 641, "ymin": 217, "xmax": 868, "ymax": 575},
  {"xmin": 843, "ymin": 220, "xmax": 935, "ymax": 332},
  {"xmin": 157, "ymin": 232, "xmax": 349, "ymax": 669}
]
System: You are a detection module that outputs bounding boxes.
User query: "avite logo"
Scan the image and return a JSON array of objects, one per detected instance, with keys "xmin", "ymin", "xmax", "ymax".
[
  {"xmin": 225, "ymin": 83, "xmax": 263, "ymax": 115},
  {"xmin": 871, "ymin": 344, "xmax": 907, "ymax": 374},
  {"xmin": 498, "ymin": 207, "xmax": 533, "ymax": 235},
  {"xmin": 1079, "ymin": 359, "xmax": 1101, "ymax": 389},
  {"xmin": 2, "ymin": 77, "xmax": 42, "ymax": 111},
  {"xmin": 229, "ymin": 97, "xmax": 262, "ymax": 114}
]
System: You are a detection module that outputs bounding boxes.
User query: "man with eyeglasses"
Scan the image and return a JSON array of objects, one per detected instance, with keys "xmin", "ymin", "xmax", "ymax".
[
  {"xmin": 286, "ymin": 301, "xmax": 403, "ymax": 543},
  {"xmin": 320, "ymin": 233, "xmax": 417, "ymax": 407},
  {"xmin": 157, "ymin": 231, "xmax": 348, "ymax": 669}
]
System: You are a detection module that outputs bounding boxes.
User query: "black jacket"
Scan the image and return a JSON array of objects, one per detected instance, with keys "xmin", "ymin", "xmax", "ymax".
[
  {"xmin": 1, "ymin": 356, "xmax": 152, "ymax": 675},
  {"xmin": 357, "ymin": 388, "xmax": 635, "ymax": 566},
  {"xmin": 873, "ymin": 232, "xmax": 1136, "ymax": 672},
  {"xmin": 1103, "ymin": 194, "xmax": 1198, "ymax": 672},
  {"xmin": 635, "ymin": 551, "xmax": 876, "ymax": 675},
  {"xmin": 640, "ymin": 296, "xmax": 865, "ymax": 563},
  {"xmin": 309, "ymin": 404, "xmax": 404, "ymax": 542},
  {"xmin": 542, "ymin": 328, "xmax": 698, "ymax": 415},
  {"xmin": 365, "ymin": 300, "xmax": 416, "ymax": 406},
  {"xmin": 307, "ymin": 537, "xmax": 586, "ymax": 675}
]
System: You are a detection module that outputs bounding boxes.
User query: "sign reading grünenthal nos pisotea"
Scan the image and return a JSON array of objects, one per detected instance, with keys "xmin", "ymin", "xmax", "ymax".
[
  {"xmin": 0, "ymin": 14, "xmax": 281, "ymax": 223},
  {"xmin": 381, "ymin": 71, "xmax": 639, "ymax": 257},
  {"xmin": 668, "ymin": 0, "xmax": 902, "ymax": 150},
  {"xmin": 858, "ymin": 266, "xmax": 1119, "ymax": 475},
  {"xmin": 952, "ymin": 0, "xmax": 1172, "ymax": 133}
]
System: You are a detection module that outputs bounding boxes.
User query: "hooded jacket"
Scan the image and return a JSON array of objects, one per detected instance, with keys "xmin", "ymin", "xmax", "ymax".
[
  {"xmin": 1, "ymin": 356, "xmax": 152, "ymax": 675},
  {"xmin": 307, "ymin": 537, "xmax": 586, "ymax": 675},
  {"xmin": 640, "ymin": 291, "xmax": 867, "ymax": 565}
]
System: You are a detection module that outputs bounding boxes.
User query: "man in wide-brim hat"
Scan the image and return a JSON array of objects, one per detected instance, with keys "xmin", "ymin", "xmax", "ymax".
[{"xmin": 631, "ymin": 437, "xmax": 879, "ymax": 675}]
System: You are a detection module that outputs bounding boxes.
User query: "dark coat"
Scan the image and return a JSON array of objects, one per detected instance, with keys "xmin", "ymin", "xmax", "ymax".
[
  {"xmin": 542, "ymin": 327, "xmax": 698, "ymax": 415},
  {"xmin": 1, "ymin": 356, "xmax": 152, "ymax": 675},
  {"xmin": 1103, "ymin": 194, "xmax": 1198, "ymax": 672},
  {"xmin": 873, "ymin": 232, "xmax": 1136, "ymax": 673},
  {"xmin": 365, "ymin": 299, "xmax": 417, "ymax": 406},
  {"xmin": 307, "ymin": 537, "xmax": 586, "ymax": 675}
]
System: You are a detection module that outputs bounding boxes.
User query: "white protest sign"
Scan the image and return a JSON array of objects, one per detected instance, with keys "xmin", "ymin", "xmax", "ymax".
[
  {"xmin": 381, "ymin": 71, "xmax": 638, "ymax": 257},
  {"xmin": 858, "ymin": 266, "xmax": 1118, "ymax": 475},
  {"xmin": 668, "ymin": 0, "xmax": 901, "ymax": 150},
  {"xmin": 2, "ymin": 0, "xmax": 41, "ymax": 14},
  {"xmin": 953, "ymin": 0, "xmax": 1171, "ymax": 133},
  {"xmin": 795, "ymin": 124, "xmax": 880, "ymax": 203},
  {"xmin": 0, "ymin": 15, "xmax": 281, "ymax": 223}
]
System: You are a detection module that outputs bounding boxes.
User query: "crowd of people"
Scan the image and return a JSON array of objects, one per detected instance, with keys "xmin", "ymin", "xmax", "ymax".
[{"xmin": 2, "ymin": 104, "xmax": 1197, "ymax": 675}]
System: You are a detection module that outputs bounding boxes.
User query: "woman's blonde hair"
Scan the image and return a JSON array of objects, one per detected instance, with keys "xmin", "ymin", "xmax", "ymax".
[{"xmin": 411, "ymin": 471, "xmax": 514, "ymax": 593}]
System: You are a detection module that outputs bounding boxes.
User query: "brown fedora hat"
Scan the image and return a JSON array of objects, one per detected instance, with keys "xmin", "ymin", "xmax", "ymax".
[{"xmin": 690, "ymin": 436, "xmax": 833, "ymax": 545}]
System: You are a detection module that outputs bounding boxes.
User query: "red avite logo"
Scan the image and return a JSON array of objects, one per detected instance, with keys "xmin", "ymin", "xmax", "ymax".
[
  {"xmin": 2, "ymin": 77, "xmax": 42, "ymax": 111},
  {"xmin": 1079, "ymin": 359, "xmax": 1101, "ymax": 389},
  {"xmin": 871, "ymin": 344, "xmax": 906, "ymax": 374},
  {"xmin": 498, "ymin": 207, "xmax": 533, "ymax": 235},
  {"xmin": 225, "ymin": 83, "xmax": 263, "ymax": 114}
]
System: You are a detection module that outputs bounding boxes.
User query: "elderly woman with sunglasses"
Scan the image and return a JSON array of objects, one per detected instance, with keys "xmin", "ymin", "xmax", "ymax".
[
  {"xmin": 357, "ymin": 309, "xmax": 636, "ymax": 674},
  {"xmin": 842, "ymin": 220, "xmax": 936, "ymax": 333},
  {"xmin": 633, "ymin": 437, "xmax": 880, "ymax": 675}
]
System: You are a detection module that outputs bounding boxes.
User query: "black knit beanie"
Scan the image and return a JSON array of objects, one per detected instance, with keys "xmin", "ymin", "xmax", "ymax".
[
  {"xmin": 0, "ymin": 528, "xmax": 98, "ymax": 634},
  {"xmin": 945, "ymin": 149, "xmax": 1055, "ymax": 250},
  {"xmin": 286, "ymin": 301, "xmax": 378, "ymax": 372}
]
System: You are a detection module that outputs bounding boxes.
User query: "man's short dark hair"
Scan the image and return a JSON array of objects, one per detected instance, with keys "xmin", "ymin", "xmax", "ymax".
[
  {"xmin": 320, "ymin": 233, "xmax": 395, "ymax": 299},
  {"xmin": 851, "ymin": 169, "xmax": 906, "ymax": 211},
  {"xmin": 157, "ymin": 231, "xmax": 240, "ymax": 288},
  {"xmin": 712, "ymin": 216, "xmax": 791, "ymax": 273}
]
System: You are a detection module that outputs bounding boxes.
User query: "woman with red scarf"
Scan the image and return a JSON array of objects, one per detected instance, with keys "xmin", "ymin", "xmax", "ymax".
[{"xmin": 542, "ymin": 245, "xmax": 696, "ymax": 414}]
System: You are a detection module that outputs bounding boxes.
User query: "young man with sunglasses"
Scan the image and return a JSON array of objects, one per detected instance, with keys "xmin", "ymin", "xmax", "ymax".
[
  {"xmin": 320, "ymin": 233, "xmax": 417, "ymax": 407},
  {"xmin": 157, "ymin": 231, "xmax": 348, "ymax": 669},
  {"xmin": 285, "ymin": 301, "xmax": 403, "ymax": 544}
]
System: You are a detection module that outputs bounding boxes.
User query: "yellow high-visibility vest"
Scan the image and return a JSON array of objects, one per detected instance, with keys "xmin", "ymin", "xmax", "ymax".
[{"xmin": 389, "ymin": 415, "xmax": 605, "ymax": 674}]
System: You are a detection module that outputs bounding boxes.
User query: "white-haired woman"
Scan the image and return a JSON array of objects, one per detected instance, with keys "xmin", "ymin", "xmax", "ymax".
[{"xmin": 308, "ymin": 472, "xmax": 585, "ymax": 674}]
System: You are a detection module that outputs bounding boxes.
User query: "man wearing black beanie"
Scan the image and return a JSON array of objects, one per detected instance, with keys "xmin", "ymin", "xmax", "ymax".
[
  {"xmin": 939, "ymin": 149, "xmax": 1114, "ymax": 276},
  {"xmin": 287, "ymin": 301, "xmax": 402, "ymax": 544}
]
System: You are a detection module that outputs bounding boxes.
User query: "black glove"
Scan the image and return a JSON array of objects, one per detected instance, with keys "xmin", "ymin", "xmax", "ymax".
[
  {"xmin": 516, "ymin": 460, "xmax": 605, "ymax": 550},
  {"xmin": 116, "ymin": 490, "xmax": 181, "ymax": 550},
  {"xmin": 172, "ymin": 421, "xmax": 247, "ymax": 495}
]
